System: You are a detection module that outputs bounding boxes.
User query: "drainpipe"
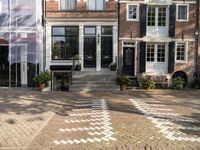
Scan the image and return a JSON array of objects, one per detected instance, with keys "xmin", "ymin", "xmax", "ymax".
[
  {"xmin": 195, "ymin": 0, "xmax": 199, "ymax": 78},
  {"xmin": 42, "ymin": 0, "xmax": 46, "ymax": 72},
  {"xmin": 117, "ymin": 0, "xmax": 120, "ymax": 76}
]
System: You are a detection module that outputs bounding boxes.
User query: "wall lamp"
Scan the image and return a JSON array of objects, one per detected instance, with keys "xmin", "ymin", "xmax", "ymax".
[{"xmin": 194, "ymin": 29, "xmax": 199, "ymax": 37}]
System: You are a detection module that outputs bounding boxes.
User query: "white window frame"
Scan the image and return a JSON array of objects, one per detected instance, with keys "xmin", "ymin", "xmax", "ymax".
[
  {"xmin": 0, "ymin": 0, "xmax": 2, "ymax": 13},
  {"xmin": 176, "ymin": 4, "xmax": 189, "ymax": 22},
  {"xmin": 175, "ymin": 42, "xmax": 188, "ymax": 63},
  {"xmin": 126, "ymin": 4, "xmax": 139, "ymax": 21}
]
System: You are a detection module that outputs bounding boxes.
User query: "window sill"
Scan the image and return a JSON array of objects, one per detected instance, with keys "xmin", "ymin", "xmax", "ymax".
[
  {"xmin": 176, "ymin": 19, "xmax": 189, "ymax": 22},
  {"xmin": 126, "ymin": 18, "xmax": 139, "ymax": 22},
  {"xmin": 175, "ymin": 61, "xmax": 188, "ymax": 64}
]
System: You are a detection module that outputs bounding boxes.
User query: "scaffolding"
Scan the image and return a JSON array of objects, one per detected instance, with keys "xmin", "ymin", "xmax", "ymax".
[{"xmin": 0, "ymin": 0, "xmax": 43, "ymax": 87}]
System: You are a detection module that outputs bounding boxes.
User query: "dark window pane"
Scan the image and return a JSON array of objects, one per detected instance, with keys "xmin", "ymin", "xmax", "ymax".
[{"xmin": 101, "ymin": 26, "xmax": 112, "ymax": 35}]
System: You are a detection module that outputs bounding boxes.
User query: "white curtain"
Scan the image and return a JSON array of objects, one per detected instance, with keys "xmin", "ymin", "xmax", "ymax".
[{"xmin": 60, "ymin": 0, "xmax": 76, "ymax": 10}]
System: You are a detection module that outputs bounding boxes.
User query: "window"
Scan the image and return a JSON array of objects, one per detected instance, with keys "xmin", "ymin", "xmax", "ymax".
[
  {"xmin": 147, "ymin": 7, "xmax": 167, "ymax": 27},
  {"xmin": 176, "ymin": 43, "xmax": 187, "ymax": 63},
  {"xmin": 157, "ymin": 44, "xmax": 165, "ymax": 62},
  {"xmin": 60, "ymin": 0, "xmax": 76, "ymax": 10},
  {"xmin": 147, "ymin": 7, "xmax": 156, "ymax": 26},
  {"xmin": 147, "ymin": 44, "xmax": 155, "ymax": 62},
  {"xmin": 158, "ymin": 7, "xmax": 166, "ymax": 26},
  {"xmin": 177, "ymin": 5, "xmax": 188, "ymax": 21},
  {"xmin": 87, "ymin": 0, "xmax": 104, "ymax": 11},
  {"xmin": 127, "ymin": 4, "xmax": 138, "ymax": 21},
  {"xmin": 84, "ymin": 27, "xmax": 96, "ymax": 35},
  {"xmin": 52, "ymin": 26, "xmax": 79, "ymax": 60}
]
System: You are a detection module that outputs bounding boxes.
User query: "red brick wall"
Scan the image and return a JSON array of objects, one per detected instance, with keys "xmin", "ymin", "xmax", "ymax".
[
  {"xmin": 45, "ymin": 0, "xmax": 118, "ymax": 19},
  {"xmin": 175, "ymin": 4, "xmax": 196, "ymax": 39},
  {"xmin": 119, "ymin": 3, "xmax": 140, "ymax": 38}
]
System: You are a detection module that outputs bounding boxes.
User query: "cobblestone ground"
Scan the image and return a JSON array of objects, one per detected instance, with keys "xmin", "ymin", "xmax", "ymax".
[{"xmin": 0, "ymin": 88, "xmax": 200, "ymax": 150}]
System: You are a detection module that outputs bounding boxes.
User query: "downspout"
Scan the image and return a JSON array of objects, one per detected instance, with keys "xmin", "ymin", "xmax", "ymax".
[
  {"xmin": 43, "ymin": 0, "xmax": 46, "ymax": 72},
  {"xmin": 117, "ymin": 0, "xmax": 120, "ymax": 76},
  {"xmin": 195, "ymin": 0, "xmax": 199, "ymax": 77}
]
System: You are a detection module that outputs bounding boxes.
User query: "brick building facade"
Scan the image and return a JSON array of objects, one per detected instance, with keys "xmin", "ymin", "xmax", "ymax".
[
  {"xmin": 44, "ymin": 0, "xmax": 118, "ymax": 91},
  {"xmin": 119, "ymin": 0, "xmax": 200, "ymax": 85}
]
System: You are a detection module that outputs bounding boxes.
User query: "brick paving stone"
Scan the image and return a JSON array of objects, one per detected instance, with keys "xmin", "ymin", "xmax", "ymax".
[{"xmin": 0, "ymin": 88, "xmax": 200, "ymax": 149}]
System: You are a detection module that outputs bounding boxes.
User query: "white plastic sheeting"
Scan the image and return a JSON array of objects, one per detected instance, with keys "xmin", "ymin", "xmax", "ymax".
[{"xmin": 0, "ymin": 0, "xmax": 43, "ymax": 65}]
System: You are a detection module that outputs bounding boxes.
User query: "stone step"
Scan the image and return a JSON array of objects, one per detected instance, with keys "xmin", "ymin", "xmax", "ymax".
[
  {"xmin": 72, "ymin": 81, "xmax": 116, "ymax": 84},
  {"xmin": 69, "ymin": 86, "xmax": 120, "ymax": 91}
]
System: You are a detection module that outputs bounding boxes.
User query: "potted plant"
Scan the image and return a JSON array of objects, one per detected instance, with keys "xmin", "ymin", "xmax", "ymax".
[
  {"xmin": 52, "ymin": 47, "xmax": 60, "ymax": 59},
  {"xmin": 109, "ymin": 62, "xmax": 117, "ymax": 71},
  {"xmin": 118, "ymin": 75, "xmax": 131, "ymax": 90},
  {"xmin": 33, "ymin": 71, "xmax": 51, "ymax": 91},
  {"xmin": 173, "ymin": 77, "xmax": 185, "ymax": 90},
  {"xmin": 141, "ymin": 78, "xmax": 155, "ymax": 90}
]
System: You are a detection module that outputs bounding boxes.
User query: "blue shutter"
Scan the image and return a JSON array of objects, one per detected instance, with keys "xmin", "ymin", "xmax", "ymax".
[
  {"xmin": 168, "ymin": 42, "xmax": 175, "ymax": 73},
  {"xmin": 169, "ymin": 5, "xmax": 176, "ymax": 37},
  {"xmin": 140, "ymin": 42, "xmax": 146, "ymax": 73},
  {"xmin": 140, "ymin": 4, "xmax": 147, "ymax": 37}
]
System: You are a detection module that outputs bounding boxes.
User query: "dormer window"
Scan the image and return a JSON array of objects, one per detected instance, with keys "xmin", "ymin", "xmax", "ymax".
[
  {"xmin": 87, "ymin": 0, "xmax": 105, "ymax": 11},
  {"xmin": 60, "ymin": 0, "xmax": 76, "ymax": 11}
]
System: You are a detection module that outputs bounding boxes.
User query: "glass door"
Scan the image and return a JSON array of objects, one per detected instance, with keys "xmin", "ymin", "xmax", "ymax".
[{"xmin": 84, "ymin": 27, "xmax": 96, "ymax": 68}]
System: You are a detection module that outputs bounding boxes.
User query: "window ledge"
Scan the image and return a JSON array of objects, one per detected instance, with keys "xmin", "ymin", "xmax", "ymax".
[{"xmin": 175, "ymin": 61, "xmax": 188, "ymax": 64}]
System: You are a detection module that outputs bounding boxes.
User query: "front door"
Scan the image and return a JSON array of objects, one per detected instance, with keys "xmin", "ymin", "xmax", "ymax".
[
  {"xmin": 84, "ymin": 37, "xmax": 96, "ymax": 68},
  {"xmin": 123, "ymin": 47, "xmax": 135, "ymax": 76},
  {"xmin": 0, "ymin": 46, "xmax": 9, "ymax": 86},
  {"xmin": 101, "ymin": 36, "xmax": 113, "ymax": 67}
]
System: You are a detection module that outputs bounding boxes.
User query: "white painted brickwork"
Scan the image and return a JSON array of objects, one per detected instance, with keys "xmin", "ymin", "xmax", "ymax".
[{"xmin": 53, "ymin": 99, "xmax": 116, "ymax": 145}]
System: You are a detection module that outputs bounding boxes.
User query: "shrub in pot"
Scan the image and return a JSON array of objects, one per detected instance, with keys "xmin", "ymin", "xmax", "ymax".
[
  {"xmin": 33, "ymin": 71, "xmax": 51, "ymax": 91},
  {"xmin": 141, "ymin": 78, "xmax": 155, "ymax": 90},
  {"xmin": 173, "ymin": 77, "xmax": 185, "ymax": 90},
  {"xmin": 118, "ymin": 75, "xmax": 131, "ymax": 90}
]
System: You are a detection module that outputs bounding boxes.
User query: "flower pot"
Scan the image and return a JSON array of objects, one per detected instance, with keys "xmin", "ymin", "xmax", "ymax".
[
  {"xmin": 120, "ymin": 84, "xmax": 126, "ymax": 91},
  {"xmin": 39, "ymin": 83, "xmax": 45, "ymax": 91}
]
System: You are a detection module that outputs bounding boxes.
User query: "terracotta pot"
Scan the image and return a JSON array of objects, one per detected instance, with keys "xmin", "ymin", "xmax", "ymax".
[
  {"xmin": 120, "ymin": 84, "xmax": 126, "ymax": 91},
  {"xmin": 39, "ymin": 83, "xmax": 45, "ymax": 91}
]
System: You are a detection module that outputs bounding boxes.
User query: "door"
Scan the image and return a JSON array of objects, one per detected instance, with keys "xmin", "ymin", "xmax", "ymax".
[
  {"xmin": 27, "ymin": 63, "xmax": 39, "ymax": 87},
  {"xmin": 84, "ymin": 37, "xmax": 96, "ymax": 67},
  {"xmin": 123, "ymin": 47, "xmax": 135, "ymax": 76},
  {"xmin": 101, "ymin": 36, "xmax": 113, "ymax": 67},
  {"xmin": 0, "ymin": 46, "xmax": 9, "ymax": 86}
]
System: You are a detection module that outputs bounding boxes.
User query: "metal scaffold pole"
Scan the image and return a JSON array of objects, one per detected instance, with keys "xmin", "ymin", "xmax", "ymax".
[{"xmin": 8, "ymin": 0, "xmax": 11, "ymax": 88}]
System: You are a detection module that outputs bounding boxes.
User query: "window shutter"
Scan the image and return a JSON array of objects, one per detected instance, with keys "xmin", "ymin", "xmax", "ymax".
[
  {"xmin": 168, "ymin": 42, "xmax": 175, "ymax": 73},
  {"xmin": 140, "ymin": 42, "xmax": 146, "ymax": 73},
  {"xmin": 169, "ymin": 4, "xmax": 176, "ymax": 37},
  {"xmin": 140, "ymin": 4, "xmax": 147, "ymax": 37}
]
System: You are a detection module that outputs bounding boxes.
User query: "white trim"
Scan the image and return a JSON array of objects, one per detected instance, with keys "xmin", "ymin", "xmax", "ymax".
[
  {"xmin": 175, "ymin": 42, "xmax": 188, "ymax": 64},
  {"xmin": 0, "ymin": 0, "xmax": 2, "ymax": 13},
  {"xmin": 126, "ymin": 4, "xmax": 139, "ymax": 22},
  {"xmin": 176, "ymin": 4, "xmax": 189, "ymax": 22}
]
